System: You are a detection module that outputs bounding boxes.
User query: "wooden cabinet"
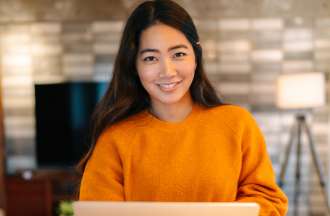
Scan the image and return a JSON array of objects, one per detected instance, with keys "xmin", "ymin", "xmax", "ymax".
[
  {"xmin": 6, "ymin": 176, "xmax": 52, "ymax": 216},
  {"xmin": 5, "ymin": 169, "xmax": 80, "ymax": 216}
]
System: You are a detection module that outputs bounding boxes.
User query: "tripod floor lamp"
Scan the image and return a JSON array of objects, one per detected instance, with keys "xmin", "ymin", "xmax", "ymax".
[{"xmin": 276, "ymin": 72, "xmax": 329, "ymax": 215}]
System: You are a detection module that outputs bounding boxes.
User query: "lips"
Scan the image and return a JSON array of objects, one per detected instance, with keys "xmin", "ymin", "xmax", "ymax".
[{"xmin": 157, "ymin": 80, "xmax": 182, "ymax": 91}]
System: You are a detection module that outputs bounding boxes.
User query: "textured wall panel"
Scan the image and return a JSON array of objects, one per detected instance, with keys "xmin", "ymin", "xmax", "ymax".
[{"xmin": 0, "ymin": 6, "xmax": 329, "ymax": 214}]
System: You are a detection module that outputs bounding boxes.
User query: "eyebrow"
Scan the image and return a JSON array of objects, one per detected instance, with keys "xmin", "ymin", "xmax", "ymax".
[{"xmin": 139, "ymin": 44, "xmax": 189, "ymax": 55}]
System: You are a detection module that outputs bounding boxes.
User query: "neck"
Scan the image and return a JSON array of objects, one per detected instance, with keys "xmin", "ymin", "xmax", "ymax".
[{"xmin": 149, "ymin": 95, "xmax": 194, "ymax": 123}]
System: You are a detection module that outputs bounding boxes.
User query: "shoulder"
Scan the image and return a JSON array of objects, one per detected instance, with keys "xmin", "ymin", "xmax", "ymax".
[
  {"xmin": 94, "ymin": 112, "xmax": 147, "ymax": 156},
  {"xmin": 99, "ymin": 110, "xmax": 148, "ymax": 139},
  {"xmin": 203, "ymin": 104, "xmax": 257, "ymax": 135},
  {"xmin": 205, "ymin": 104, "xmax": 253, "ymax": 123}
]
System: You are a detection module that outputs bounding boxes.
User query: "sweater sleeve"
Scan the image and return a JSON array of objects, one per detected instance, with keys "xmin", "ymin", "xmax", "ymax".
[
  {"xmin": 79, "ymin": 128, "xmax": 125, "ymax": 201},
  {"xmin": 235, "ymin": 110, "xmax": 288, "ymax": 216}
]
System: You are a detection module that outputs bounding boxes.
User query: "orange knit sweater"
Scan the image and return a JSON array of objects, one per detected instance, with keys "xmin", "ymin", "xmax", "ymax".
[{"xmin": 79, "ymin": 104, "xmax": 288, "ymax": 216}]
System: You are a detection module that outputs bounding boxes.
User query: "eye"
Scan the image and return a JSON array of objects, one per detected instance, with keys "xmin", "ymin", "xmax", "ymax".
[
  {"xmin": 173, "ymin": 52, "xmax": 187, "ymax": 58},
  {"xmin": 143, "ymin": 56, "xmax": 158, "ymax": 62}
]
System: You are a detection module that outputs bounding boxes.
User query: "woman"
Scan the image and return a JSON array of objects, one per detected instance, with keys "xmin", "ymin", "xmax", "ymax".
[{"xmin": 79, "ymin": 0, "xmax": 288, "ymax": 215}]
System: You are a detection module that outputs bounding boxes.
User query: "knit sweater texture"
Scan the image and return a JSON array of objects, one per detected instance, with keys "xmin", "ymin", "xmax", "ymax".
[{"xmin": 80, "ymin": 103, "xmax": 288, "ymax": 216}]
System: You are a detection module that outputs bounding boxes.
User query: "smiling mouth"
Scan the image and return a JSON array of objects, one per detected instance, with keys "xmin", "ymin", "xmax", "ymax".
[{"xmin": 157, "ymin": 81, "xmax": 182, "ymax": 91}]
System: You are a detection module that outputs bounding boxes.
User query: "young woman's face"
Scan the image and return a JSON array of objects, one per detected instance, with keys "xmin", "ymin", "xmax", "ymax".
[{"xmin": 136, "ymin": 23, "xmax": 196, "ymax": 108}]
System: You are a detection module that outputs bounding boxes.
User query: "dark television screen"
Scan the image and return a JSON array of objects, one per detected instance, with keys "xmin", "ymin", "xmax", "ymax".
[{"xmin": 34, "ymin": 81, "xmax": 108, "ymax": 168}]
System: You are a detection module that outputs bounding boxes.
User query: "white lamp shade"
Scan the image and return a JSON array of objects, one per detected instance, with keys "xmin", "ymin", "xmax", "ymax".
[{"xmin": 276, "ymin": 72, "xmax": 326, "ymax": 109}]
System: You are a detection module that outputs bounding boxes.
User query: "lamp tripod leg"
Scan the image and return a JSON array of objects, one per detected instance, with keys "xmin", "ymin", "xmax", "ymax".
[
  {"xmin": 293, "ymin": 119, "xmax": 303, "ymax": 216},
  {"xmin": 278, "ymin": 121, "xmax": 297, "ymax": 187},
  {"xmin": 302, "ymin": 120, "xmax": 330, "ymax": 215}
]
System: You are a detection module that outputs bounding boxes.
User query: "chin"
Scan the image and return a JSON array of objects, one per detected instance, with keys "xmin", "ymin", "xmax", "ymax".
[{"xmin": 152, "ymin": 92, "xmax": 189, "ymax": 105}]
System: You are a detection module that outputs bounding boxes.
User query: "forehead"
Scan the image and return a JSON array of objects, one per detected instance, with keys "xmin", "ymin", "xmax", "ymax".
[{"xmin": 139, "ymin": 23, "xmax": 191, "ymax": 49}]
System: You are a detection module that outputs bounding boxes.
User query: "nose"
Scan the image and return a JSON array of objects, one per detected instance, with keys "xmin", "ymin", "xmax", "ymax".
[{"xmin": 159, "ymin": 58, "xmax": 176, "ymax": 78}]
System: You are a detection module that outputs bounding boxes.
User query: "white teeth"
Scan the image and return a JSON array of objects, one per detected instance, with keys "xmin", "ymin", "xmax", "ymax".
[
  {"xmin": 160, "ymin": 83, "xmax": 176, "ymax": 88},
  {"xmin": 158, "ymin": 81, "xmax": 180, "ymax": 90}
]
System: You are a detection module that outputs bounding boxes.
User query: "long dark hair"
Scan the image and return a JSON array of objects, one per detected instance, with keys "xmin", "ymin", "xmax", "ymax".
[{"xmin": 77, "ymin": 0, "xmax": 224, "ymax": 172}]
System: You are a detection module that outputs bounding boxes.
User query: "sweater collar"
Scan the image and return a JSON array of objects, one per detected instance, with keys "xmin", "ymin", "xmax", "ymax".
[{"xmin": 141, "ymin": 102, "xmax": 204, "ymax": 131}]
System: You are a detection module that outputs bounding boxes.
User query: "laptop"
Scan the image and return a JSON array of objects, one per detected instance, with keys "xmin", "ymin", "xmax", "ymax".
[{"xmin": 73, "ymin": 201, "xmax": 260, "ymax": 216}]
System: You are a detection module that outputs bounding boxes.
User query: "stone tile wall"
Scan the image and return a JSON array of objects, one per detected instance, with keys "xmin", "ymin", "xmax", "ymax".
[{"xmin": 1, "ymin": 1, "xmax": 330, "ymax": 215}]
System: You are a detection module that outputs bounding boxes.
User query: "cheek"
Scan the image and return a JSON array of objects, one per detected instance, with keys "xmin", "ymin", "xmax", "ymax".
[
  {"xmin": 177, "ymin": 59, "xmax": 196, "ymax": 80},
  {"xmin": 137, "ymin": 64, "xmax": 159, "ymax": 85}
]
